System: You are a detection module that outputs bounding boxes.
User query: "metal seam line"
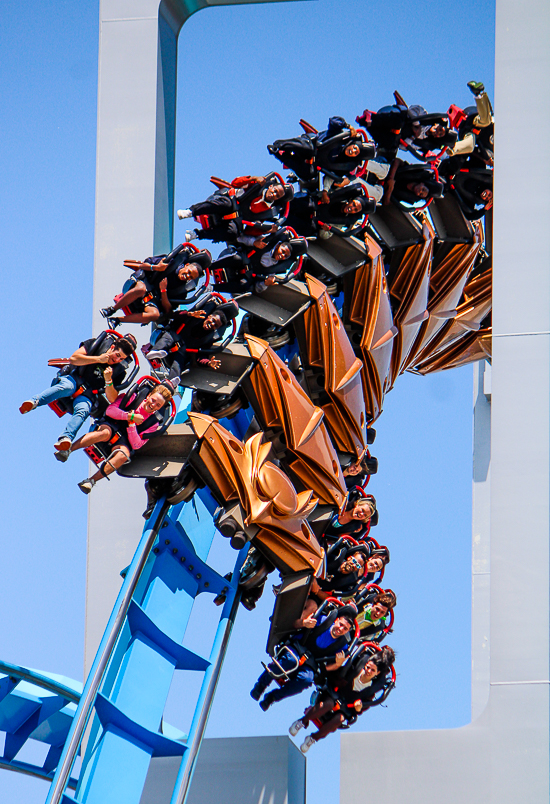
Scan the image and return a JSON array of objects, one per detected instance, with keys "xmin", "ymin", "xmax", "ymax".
[
  {"xmin": 490, "ymin": 680, "xmax": 550, "ymax": 685},
  {"xmin": 492, "ymin": 331, "xmax": 550, "ymax": 337}
]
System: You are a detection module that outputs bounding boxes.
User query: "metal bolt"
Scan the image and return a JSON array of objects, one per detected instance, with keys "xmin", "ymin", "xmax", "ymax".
[
  {"xmin": 180, "ymin": 557, "xmax": 186, "ymax": 563},
  {"xmin": 153, "ymin": 548, "xmax": 159, "ymax": 554},
  {"xmin": 188, "ymin": 565, "xmax": 194, "ymax": 571},
  {"xmin": 165, "ymin": 539, "xmax": 170, "ymax": 545},
  {"xmin": 162, "ymin": 522, "xmax": 168, "ymax": 528},
  {"xmin": 172, "ymin": 548, "xmax": 178, "ymax": 554},
  {"xmin": 196, "ymin": 573, "xmax": 201, "ymax": 579},
  {"xmin": 204, "ymin": 582, "xmax": 209, "ymax": 588}
]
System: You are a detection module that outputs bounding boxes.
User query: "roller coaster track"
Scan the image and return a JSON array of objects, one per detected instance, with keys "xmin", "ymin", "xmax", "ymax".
[{"xmin": 0, "ymin": 203, "xmax": 492, "ymax": 803}]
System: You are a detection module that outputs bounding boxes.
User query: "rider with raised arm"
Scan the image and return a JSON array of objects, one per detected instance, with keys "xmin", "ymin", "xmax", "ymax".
[
  {"xmin": 145, "ymin": 298, "xmax": 239, "ymax": 380},
  {"xmin": 100, "ymin": 248, "xmax": 209, "ymax": 326},
  {"xmin": 250, "ymin": 604, "xmax": 357, "ymax": 711},
  {"xmin": 68, "ymin": 381, "xmax": 174, "ymax": 494},
  {"xmin": 19, "ymin": 333, "xmax": 137, "ymax": 458},
  {"xmin": 290, "ymin": 644, "xmax": 396, "ymax": 753}
]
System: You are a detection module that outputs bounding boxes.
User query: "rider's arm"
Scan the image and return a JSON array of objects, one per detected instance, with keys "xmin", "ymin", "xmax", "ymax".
[
  {"xmin": 325, "ymin": 651, "xmax": 347, "ymax": 672},
  {"xmin": 69, "ymin": 346, "xmax": 110, "ymax": 366},
  {"xmin": 159, "ymin": 279, "xmax": 173, "ymax": 315},
  {"xmin": 104, "ymin": 395, "xmax": 130, "ymax": 420},
  {"xmin": 103, "ymin": 367, "xmax": 118, "ymax": 403}
]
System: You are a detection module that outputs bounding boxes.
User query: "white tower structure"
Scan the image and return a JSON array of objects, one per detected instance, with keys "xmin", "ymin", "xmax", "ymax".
[{"xmin": 341, "ymin": 0, "xmax": 550, "ymax": 799}]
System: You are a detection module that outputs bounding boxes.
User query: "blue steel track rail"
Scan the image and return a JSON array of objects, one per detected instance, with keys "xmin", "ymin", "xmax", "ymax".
[
  {"xmin": 0, "ymin": 662, "xmax": 81, "ymax": 788},
  {"xmin": 44, "ymin": 489, "xmax": 246, "ymax": 804}
]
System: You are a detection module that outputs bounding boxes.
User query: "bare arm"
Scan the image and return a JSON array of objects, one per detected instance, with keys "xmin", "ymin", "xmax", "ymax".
[
  {"xmin": 103, "ymin": 366, "xmax": 118, "ymax": 403},
  {"xmin": 159, "ymin": 278, "xmax": 173, "ymax": 315},
  {"xmin": 69, "ymin": 346, "xmax": 110, "ymax": 366}
]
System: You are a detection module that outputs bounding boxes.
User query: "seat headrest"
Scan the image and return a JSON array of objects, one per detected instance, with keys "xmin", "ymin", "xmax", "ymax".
[
  {"xmin": 289, "ymin": 238, "xmax": 308, "ymax": 257},
  {"xmin": 216, "ymin": 299, "xmax": 239, "ymax": 321},
  {"xmin": 192, "ymin": 249, "xmax": 212, "ymax": 270}
]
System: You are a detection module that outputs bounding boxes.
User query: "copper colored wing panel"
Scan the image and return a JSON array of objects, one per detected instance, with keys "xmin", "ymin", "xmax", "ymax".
[
  {"xmin": 388, "ymin": 225, "xmax": 433, "ymax": 387},
  {"xmin": 401, "ymin": 227, "xmax": 482, "ymax": 372},
  {"xmin": 245, "ymin": 336, "xmax": 347, "ymax": 509},
  {"xmin": 413, "ymin": 327, "xmax": 492, "ymax": 375},
  {"xmin": 304, "ymin": 275, "xmax": 367, "ymax": 458},
  {"xmin": 411, "ymin": 259, "xmax": 492, "ymax": 368},
  {"xmin": 359, "ymin": 253, "xmax": 396, "ymax": 422},
  {"xmin": 348, "ymin": 235, "xmax": 381, "ymax": 327},
  {"xmin": 430, "ymin": 265, "xmax": 492, "ymax": 355},
  {"xmin": 187, "ymin": 414, "xmax": 324, "ymax": 575}
]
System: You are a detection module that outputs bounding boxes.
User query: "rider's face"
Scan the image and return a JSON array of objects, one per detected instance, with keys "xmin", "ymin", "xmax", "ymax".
[
  {"xmin": 143, "ymin": 392, "xmax": 166, "ymax": 413},
  {"xmin": 203, "ymin": 314, "xmax": 222, "ymax": 331},
  {"xmin": 331, "ymin": 617, "xmax": 352, "ymax": 638},
  {"xmin": 343, "ymin": 199, "xmax": 362, "ymax": 215},
  {"xmin": 265, "ymin": 183, "xmax": 285, "ymax": 202},
  {"xmin": 345, "ymin": 143, "xmax": 360, "ymax": 158},
  {"xmin": 178, "ymin": 264, "xmax": 200, "ymax": 282},
  {"xmin": 274, "ymin": 244, "xmax": 291, "ymax": 261},
  {"xmin": 359, "ymin": 660, "xmax": 379, "ymax": 683},
  {"xmin": 107, "ymin": 347, "xmax": 125, "ymax": 364}
]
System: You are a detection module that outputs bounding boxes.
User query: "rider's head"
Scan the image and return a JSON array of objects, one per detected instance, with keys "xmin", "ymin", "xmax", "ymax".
[
  {"xmin": 107, "ymin": 334, "xmax": 137, "ymax": 363},
  {"xmin": 178, "ymin": 262, "xmax": 204, "ymax": 282}
]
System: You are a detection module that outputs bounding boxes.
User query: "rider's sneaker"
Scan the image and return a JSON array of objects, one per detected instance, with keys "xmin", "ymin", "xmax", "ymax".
[
  {"xmin": 467, "ymin": 81, "xmax": 485, "ymax": 96},
  {"xmin": 289, "ymin": 719, "xmax": 304, "ymax": 737},
  {"xmin": 100, "ymin": 306, "xmax": 115, "ymax": 319},
  {"xmin": 146, "ymin": 350, "xmax": 167, "ymax": 360},
  {"xmin": 300, "ymin": 735, "xmax": 316, "ymax": 754},
  {"xmin": 185, "ymin": 230, "xmax": 198, "ymax": 242},
  {"xmin": 19, "ymin": 399, "xmax": 38, "ymax": 414},
  {"xmin": 78, "ymin": 478, "xmax": 96, "ymax": 495},
  {"xmin": 54, "ymin": 437, "xmax": 72, "ymax": 452},
  {"xmin": 177, "ymin": 209, "xmax": 192, "ymax": 219},
  {"xmin": 54, "ymin": 450, "xmax": 71, "ymax": 463}
]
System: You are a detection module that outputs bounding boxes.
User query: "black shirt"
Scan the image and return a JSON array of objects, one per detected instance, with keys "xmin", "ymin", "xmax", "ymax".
[{"xmin": 77, "ymin": 338, "xmax": 126, "ymax": 393}]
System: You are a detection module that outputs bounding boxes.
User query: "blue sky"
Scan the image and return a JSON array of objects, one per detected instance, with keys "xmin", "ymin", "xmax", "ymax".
[{"xmin": 0, "ymin": 0, "xmax": 494, "ymax": 800}]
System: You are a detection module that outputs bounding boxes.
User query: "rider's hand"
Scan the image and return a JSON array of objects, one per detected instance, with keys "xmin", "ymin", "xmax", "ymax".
[
  {"xmin": 265, "ymin": 276, "xmax": 277, "ymax": 286},
  {"xmin": 104, "ymin": 366, "xmax": 113, "ymax": 381},
  {"xmin": 129, "ymin": 413, "xmax": 144, "ymax": 425},
  {"xmin": 159, "ymin": 277, "xmax": 168, "ymax": 291},
  {"xmin": 353, "ymin": 699, "xmax": 363, "ymax": 712},
  {"xmin": 96, "ymin": 353, "xmax": 111, "ymax": 364},
  {"xmin": 334, "ymin": 651, "xmax": 346, "ymax": 667},
  {"xmin": 208, "ymin": 356, "xmax": 221, "ymax": 370}
]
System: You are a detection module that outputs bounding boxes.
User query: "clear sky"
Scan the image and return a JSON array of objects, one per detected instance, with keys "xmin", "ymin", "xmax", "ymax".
[{"xmin": 0, "ymin": 0, "xmax": 494, "ymax": 801}]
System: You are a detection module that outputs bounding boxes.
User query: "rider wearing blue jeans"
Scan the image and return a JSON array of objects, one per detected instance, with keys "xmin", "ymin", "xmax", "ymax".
[
  {"xmin": 250, "ymin": 606, "xmax": 356, "ymax": 711},
  {"xmin": 20, "ymin": 333, "xmax": 136, "ymax": 456}
]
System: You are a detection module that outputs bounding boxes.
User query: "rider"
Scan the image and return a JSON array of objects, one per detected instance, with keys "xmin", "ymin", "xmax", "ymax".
[
  {"xmin": 354, "ymin": 590, "xmax": 396, "ymax": 640},
  {"xmin": 250, "ymin": 605, "xmax": 357, "ymax": 711},
  {"xmin": 287, "ymin": 184, "xmax": 375, "ymax": 239},
  {"xmin": 211, "ymin": 229, "xmax": 305, "ymax": 294},
  {"xmin": 70, "ymin": 381, "xmax": 174, "ymax": 494},
  {"xmin": 146, "ymin": 298, "xmax": 239, "ymax": 380},
  {"xmin": 178, "ymin": 174, "xmax": 293, "ymax": 244},
  {"xmin": 100, "ymin": 249, "xmax": 209, "ymax": 326},
  {"xmin": 290, "ymin": 644, "xmax": 396, "ymax": 752},
  {"xmin": 323, "ymin": 492, "xmax": 377, "ymax": 542},
  {"xmin": 19, "ymin": 333, "xmax": 137, "ymax": 457}
]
